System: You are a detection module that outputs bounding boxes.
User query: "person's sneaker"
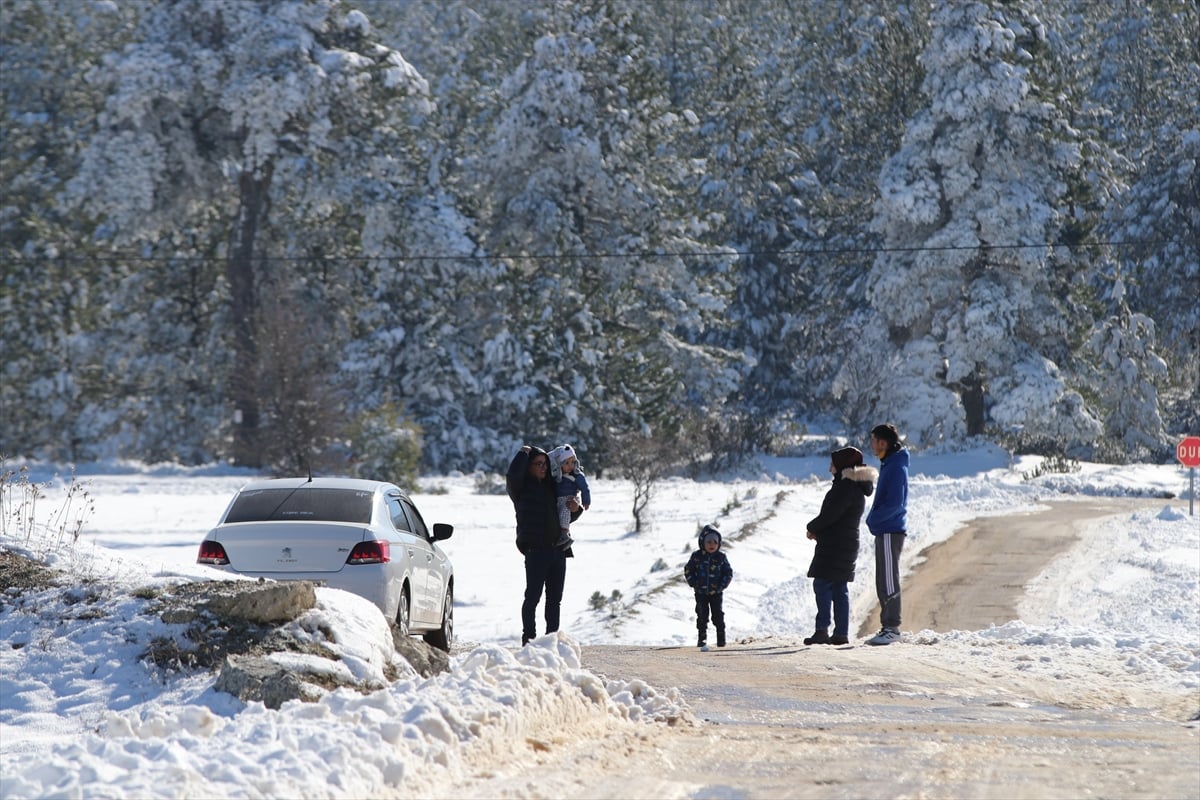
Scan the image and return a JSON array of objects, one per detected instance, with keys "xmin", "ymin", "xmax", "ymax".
[
  {"xmin": 867, "ymin": 628, "xmax": 901, "ymax": 646},
  {"xmin": 699, "ymin": 644, "xmax": 710, "ymax": 652},
  {"xmin": 803, "ymin": 630, "xmax": 830, "ymax": 645},
  {"xmin": 555, "ymin": 534, "xmax": 574, "ymax": 549},
  {"xmin": 697, "ymin": 635, "xmax": 706, "ymax": 649},
  {"xmin": 828, "ymin": 634, "xmax": 849, "ymax": 646}
]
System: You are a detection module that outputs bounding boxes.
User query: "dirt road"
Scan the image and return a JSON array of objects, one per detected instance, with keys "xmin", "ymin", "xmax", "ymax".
[
  {"xmin": 859, "ymin": 498, "xmax": 1167, "ymax": 636},
  {"xmin": 572, "ymin": 639, "xmax": 1198, "ymax": 800},
  {"xmin": 450, "ymin": 498, "xmax": 1197, "ymax": 799}
]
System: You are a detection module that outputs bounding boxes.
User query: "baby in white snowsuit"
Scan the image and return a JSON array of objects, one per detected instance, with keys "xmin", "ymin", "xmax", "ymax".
[{"xmin": 548, "ymin": 444, "xmax": 591, "ymax": 549}]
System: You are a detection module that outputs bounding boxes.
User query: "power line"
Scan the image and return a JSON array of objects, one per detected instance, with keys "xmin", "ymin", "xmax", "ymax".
[{"xmin": 11, "ymin": 238, "xmax": 1175, "ymax": 264}]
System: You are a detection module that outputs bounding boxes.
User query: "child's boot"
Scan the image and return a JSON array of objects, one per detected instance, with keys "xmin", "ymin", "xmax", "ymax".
[{"xmin": 555, "ymin": 531, "xmax": 573, "ymax": 549}]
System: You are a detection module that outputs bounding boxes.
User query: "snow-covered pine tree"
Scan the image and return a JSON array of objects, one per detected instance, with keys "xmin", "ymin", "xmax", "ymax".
[
  {"xmin": 338, "ymin": 193, "xmax": 513, "ymax": 473},
  {"xmin": 656, "ymin": 2, "xmax": 838, "ymax": 423},
  {"xmin": 1087, "ymin": 274, "xmax": 1168, "ymax": 461},
  {"xmin": 1067, "ymin": 0, "xmax": 1198, "ymax": 432},
  {"xmin": 0, "ymin": 0, "xmax": 141, "ymax": 461},
  {"xmin": 763, "ymin": 3, "xmax": 928, "ymax": 423},
  {"xmin": 1104, "ymin": 129, "xmax": 1200, "ymax": 432},
  {"xmin": 466, "ymin": 3, "xmax": 743, "ymax": 465},
  {"xmin": 863, "ymin": 0, "xmax": 1102, "ymax": 449}
]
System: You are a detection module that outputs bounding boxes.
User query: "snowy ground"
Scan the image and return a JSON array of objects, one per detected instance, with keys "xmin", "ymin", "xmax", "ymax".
[{"xmin": 1, "ymin": 446, "xmax": 1197, "ymax": 798}]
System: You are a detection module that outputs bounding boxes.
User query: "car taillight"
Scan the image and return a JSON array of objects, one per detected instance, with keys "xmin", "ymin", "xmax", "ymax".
[
  {"xmin": 347, "ymin": 540, "xmax": 390, "ymax": 565},
  {"xmin": 197, "ymin": 541, "xmax": 230, "ymax": 565}
]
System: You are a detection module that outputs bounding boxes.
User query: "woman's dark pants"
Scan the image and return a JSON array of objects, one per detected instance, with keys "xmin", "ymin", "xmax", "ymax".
[{"xmin": 522, "ymin": 548, "xmax": 567, "ymax": 641}]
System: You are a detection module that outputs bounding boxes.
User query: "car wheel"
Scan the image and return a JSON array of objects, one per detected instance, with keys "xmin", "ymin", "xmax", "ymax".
[
  {"xmin": 424, "ymin": 585, "xmax": 453, "ymax": 652},
  {"xmin": 396, "ymin": 585, "xmax": 411, "ymax": 639}
]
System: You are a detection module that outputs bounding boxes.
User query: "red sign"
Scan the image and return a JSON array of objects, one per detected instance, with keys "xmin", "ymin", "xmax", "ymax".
[{"xmin": 1178, "ymin": 436, "xmax": 1200, "ymax": 468}]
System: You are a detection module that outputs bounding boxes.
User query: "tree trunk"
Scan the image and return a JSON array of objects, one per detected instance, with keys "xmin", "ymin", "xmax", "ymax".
[
  {"xmin": 226, "ymin": 165, "xmax": 273, "ymax": 467},
  {"xmin": 960, "ymin": 371, "xmax": 986, "ymax": 437}
]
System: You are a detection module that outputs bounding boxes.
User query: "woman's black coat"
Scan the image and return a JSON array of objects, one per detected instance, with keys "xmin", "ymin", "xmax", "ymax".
[
  {"xmin": 806, "ymin": 464, "xmax": 877, "ymax": 583},
  {"xmin": 507, "ymin": 447, "xmax": 581, "ymax": 555}
]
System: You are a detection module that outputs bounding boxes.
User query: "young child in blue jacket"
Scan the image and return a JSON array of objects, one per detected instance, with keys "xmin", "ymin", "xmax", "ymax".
[
  {"xmin": 548, "ymin": 443, "xmax": 591, "ymax": 549},
  {"xmin": 684, "ymin": 525, "xmax": 733, "ymax": 650}
]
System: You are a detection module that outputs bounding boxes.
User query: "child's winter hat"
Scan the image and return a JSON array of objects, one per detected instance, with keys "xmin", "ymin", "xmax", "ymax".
[
  {"xmin": 700, "ymin": 524, "xmax": 722, "ymax": 548},
  {"xmin": 548, "ymin": 444, "xmax": 578, "ymax": 466},
  {"xmin": 831, "ymin": 446, "xmax": 864, "ymax": 472},
  {"xmin": 547, "ymin": 444, "xmax": 578, "ymax": 481}
]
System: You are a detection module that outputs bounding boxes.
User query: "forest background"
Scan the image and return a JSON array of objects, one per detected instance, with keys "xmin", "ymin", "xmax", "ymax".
[{"xmin": 2, "ymin": 0, "xmax": 1197, "ymax": 480}]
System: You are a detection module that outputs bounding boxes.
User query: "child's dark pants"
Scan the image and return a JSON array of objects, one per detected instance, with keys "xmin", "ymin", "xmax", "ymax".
[{"xmin": 695, "ymin": 591, "xmax": 726, "ymax": 646}]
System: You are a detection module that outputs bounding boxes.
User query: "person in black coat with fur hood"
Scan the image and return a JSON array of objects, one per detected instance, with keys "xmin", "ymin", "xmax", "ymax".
[{"xmin": 804, "ymin": 447, "xmax": 877, "ymax": 646}]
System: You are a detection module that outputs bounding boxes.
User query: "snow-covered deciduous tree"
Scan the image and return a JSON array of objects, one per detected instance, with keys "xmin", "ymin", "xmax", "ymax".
[
  {"xmin": 863, "ymin": 0, "xmax": 1102, "ymax": 448},
  {"xmin": 65, "ymin": 0, "xmax": 431, "ymax": 466}
]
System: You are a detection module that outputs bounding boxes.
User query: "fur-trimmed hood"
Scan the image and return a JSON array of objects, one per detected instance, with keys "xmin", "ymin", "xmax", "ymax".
[{"xmin": 838, "ymin": 464, "xmax": 877, "ymax": 496}]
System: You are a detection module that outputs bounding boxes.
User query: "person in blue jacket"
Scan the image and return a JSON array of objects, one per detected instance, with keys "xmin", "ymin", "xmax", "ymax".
[
  {"xmin": 865, "ymin": 423, "xmax": 909, "ymax": 646},
  {"xmin": 684, "ymin": 525, "xmax": 733, "ymax": 650}
]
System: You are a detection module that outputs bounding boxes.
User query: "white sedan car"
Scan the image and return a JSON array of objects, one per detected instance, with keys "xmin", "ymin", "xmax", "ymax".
[{"xmin": 197, "ymin": 477, "xmax": 454, "ymax": 651}]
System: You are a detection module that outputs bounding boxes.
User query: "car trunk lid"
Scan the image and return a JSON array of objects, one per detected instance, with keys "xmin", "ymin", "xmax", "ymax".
[{"xmin": 218, "ymin": 522, "xmax": 370, "ymax": 573}]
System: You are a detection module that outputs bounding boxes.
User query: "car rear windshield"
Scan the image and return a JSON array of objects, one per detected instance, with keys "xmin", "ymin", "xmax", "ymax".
[{"xmin": 224, "ymin": 488, "xmax": 374, "ymax": 524}]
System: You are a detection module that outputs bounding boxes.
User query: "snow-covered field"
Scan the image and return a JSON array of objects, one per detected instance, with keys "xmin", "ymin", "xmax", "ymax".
[{"xmin": 1, "ymin": 447, "xmax": 1197, "ymax": 798}]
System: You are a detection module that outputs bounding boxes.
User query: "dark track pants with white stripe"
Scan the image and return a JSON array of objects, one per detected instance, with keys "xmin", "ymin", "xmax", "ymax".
[{"xmin": 874, "ymin": 531, "xmax": 906, "ymax": 630}]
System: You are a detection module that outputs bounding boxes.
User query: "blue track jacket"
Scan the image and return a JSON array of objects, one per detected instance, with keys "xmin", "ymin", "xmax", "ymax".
[{"xmin": 866, "ymin": 447, "xmax": 909, "ymax": 535}]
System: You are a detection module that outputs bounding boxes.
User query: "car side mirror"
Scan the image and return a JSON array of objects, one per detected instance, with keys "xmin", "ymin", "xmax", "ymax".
[{"xmin": 432, "ymin": 522, "xmax": 453, "ymax": 541}]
